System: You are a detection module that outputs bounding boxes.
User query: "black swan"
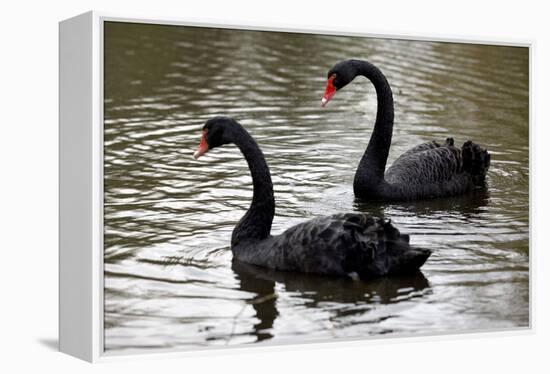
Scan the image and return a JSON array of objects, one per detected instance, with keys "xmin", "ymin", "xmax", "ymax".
[
  {"xmin": 321, "ymin": 59, "xmax": 491, "ymax": 201},
  {"xmin": 193, "ymin": 117, "xmax": 431, "ymax": 279}
]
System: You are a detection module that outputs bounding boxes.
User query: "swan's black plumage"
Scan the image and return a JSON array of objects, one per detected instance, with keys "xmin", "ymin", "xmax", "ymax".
[
  {"xmin": 194, "ymin": 117, "xmax": 430, "ymax": 279},
  {"xmin": 322, "ymin": 59, "xmax": 490, "ymax": 201}
]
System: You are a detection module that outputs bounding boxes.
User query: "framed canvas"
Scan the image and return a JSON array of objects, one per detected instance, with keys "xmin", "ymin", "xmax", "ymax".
[{"xmin": 59, "ymin": 11, "xmax": 531, "ymax": 362}]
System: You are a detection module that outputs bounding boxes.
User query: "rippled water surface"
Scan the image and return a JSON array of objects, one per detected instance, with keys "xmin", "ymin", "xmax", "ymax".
[{"xmin": 103, "ymin": 22, "xmax": 529, "ymax": 353}]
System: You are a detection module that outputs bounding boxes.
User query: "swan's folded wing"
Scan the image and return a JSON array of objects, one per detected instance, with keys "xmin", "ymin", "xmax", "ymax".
[
  {"xmin": 269, "ymin": 214, "xmax": 368, "ymax": 274},
  {"xmin": 262, "ymin": 213, "xmax": 428, "ymax": 278},
  {"xmin": 385, "ymin": 145, "xmax": 463, "ymax": 185},
  {"xmin": 271, "ymin": 213, "xmax": 398, "ymax": 276},
  {"xmin": 392, "ymin": 141, "xmax": 441, "ymax": 165}
]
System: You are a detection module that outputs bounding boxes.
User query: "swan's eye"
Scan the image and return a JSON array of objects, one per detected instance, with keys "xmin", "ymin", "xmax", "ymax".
[{"xmin": 329, "ymin": 74, "xmax": 337, "ymax": 86}]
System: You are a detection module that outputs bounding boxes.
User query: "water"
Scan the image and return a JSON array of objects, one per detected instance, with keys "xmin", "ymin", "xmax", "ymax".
[{"xmin": 103, "ymin": 22, "xmax": 529, "ymax": 353}]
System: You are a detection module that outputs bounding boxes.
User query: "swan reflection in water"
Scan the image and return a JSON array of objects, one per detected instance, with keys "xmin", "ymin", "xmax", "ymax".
[
  {"xmin": 354, "ymin": 188, "xmax": 491, "ymax": 218},
  {"xmin": 230, "ymin": 260, "xmax": 430, "ymax": 343}
]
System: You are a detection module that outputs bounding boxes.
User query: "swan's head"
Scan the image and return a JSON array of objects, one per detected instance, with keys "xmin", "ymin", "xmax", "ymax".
[
  {"xmin": 321, "ymin": 60, "xmax": 359, "ymax": 107},
  {"xmin": 193, "ymin": 117, "xmax": 240, "ymax": 159}
]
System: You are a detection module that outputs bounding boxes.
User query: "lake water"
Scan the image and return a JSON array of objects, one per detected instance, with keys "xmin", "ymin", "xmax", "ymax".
[{"xmin": 103, "ymin": 22, "xmax": 529, "ymax": 353}]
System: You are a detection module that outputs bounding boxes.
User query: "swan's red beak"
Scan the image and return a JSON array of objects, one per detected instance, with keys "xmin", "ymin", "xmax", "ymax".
[
  {"xmin": 321, "ymin": 75, "xmax": 337, "ymax": 107},
  {"xmin": 193, "ymin": 130, "xmax": 209, "ymax": 159}
]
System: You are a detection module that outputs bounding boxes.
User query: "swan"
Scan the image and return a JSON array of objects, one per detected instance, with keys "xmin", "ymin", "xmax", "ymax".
[
  {"xmin": 193, "ymin": 116, "xmax": 431, "ymax": 279},
  {"xmin": 321, "ymin": 59, "xmax": 491, "ymax": 201}
]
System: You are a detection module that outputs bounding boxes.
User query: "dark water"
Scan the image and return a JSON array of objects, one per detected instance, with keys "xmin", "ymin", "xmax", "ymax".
[{"xmin": 103, "ymin": 22, "xmax": 529, "ymax": 353}]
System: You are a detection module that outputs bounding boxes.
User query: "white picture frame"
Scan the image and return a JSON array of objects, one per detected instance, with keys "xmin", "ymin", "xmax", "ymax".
[{"xmin": 59, "ymin": 10, "xmax": 532, "ymax": 363}]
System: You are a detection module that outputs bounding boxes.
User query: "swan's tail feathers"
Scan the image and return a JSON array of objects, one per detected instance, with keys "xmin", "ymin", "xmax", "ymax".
[
  {"xmin": 344, "ymin": 218, "xmax": 431, "ymax": 279},
  {"xmin": 462, "ymin": 140, "xmax": 491, "ymax": 186},
  {"xmin": 382, "ymin": 219, "xmax": 431, "ymax": 275},
  {"xmin": 388, "ymin": 246, "xmax": 432, "ymax": 275}
]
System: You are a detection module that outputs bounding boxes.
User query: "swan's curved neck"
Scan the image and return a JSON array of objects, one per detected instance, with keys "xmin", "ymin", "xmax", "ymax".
[
  {"xmin": 231, "ymin": 128, "xmax": 275, "ymax": 246},
  {"xmin": 353, "ymin": 60, "xmax": 394, "ymax": 191}
]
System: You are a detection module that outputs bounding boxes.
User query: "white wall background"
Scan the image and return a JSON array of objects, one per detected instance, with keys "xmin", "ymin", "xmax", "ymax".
[{"xmin": 1, "ymin": 0, "xmax": 547, "ymax": 372}]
